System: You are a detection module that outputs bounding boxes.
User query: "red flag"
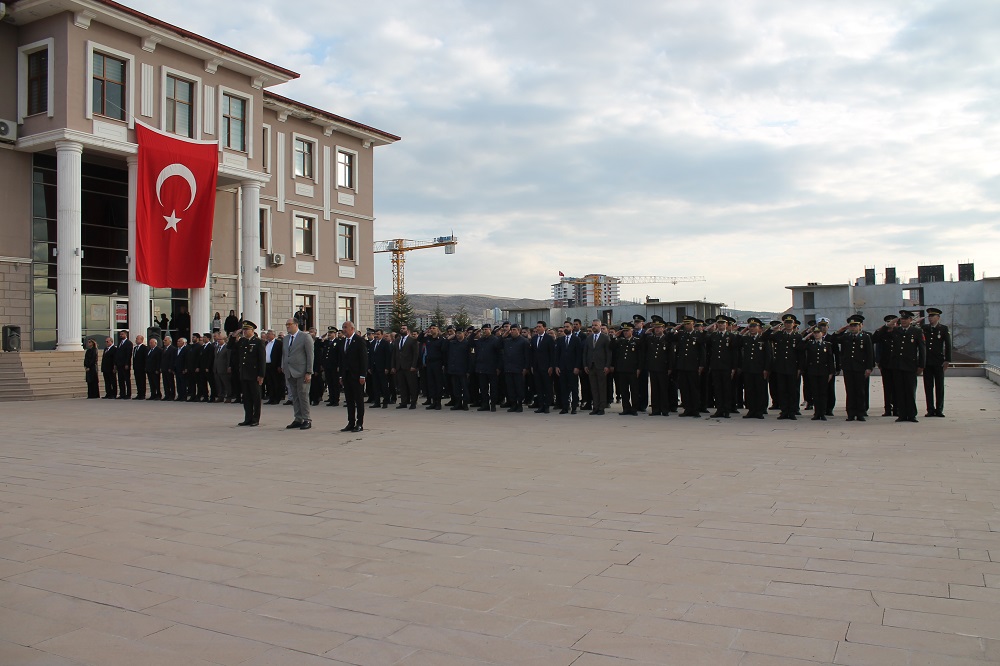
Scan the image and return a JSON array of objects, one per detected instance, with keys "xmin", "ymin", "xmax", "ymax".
[
  {"xmin": 135, "ymin": 123, "xmax": 219, "ymax": 288},
  {"xmin": 558, "ymin": 271, "xmax": 565, "ymax": 277}
]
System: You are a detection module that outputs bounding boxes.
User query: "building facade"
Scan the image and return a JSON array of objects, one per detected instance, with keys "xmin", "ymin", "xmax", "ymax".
[
  {"xmin": 0, "ymin": 0, "xmax": 398, "ymax": 351},
  {"xmin": 506, "ymin": 300, "xmax": 725, "ymax": 329},
  {"xmin": 551, "ymin": 274, "xmax": 621, "ymax": 308}
]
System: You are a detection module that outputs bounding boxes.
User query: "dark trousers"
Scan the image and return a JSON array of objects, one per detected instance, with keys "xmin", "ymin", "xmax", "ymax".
[
  {"xmin": 923, "ymin": 364, "xmax": 945, "ymax": 413},
  {"xmin": 634, "ymin": 370, "xmax": 649, "ymax": 410},
  {"xmin": 533, "ymin": 369, "xmax": 552, "ymax": 407},
  {"xmin": 580, "ymin": 369, "xmax": 593, "ymax": 406},
  {"xmin": 615, "ymin": 371, "xmax": 638, "ymax": 413},
  {"xmin": 809, "ymin": 374, "xmax": 829, "ymax": 417},
  {"xmin": 177, "ymin": 373, "xmax": 188, "ymax": 400},
  {"xmin": 711, "ymin": 369, "xmax": 733, "ymax": 415},
  {"xmin": 309, "ymin": 371, "xmax": 325, "ymax": 404},
  {"xmin": 478, "ymin": 372, "xmax": 499, "ymax": 407},
  {"xmin": 116, "ymin": 366, "xmax": 131, "ymax": 397},
  {"xmin": 826, "ymin": 376, "xmax": 837, "ymax": 413},
  {"xmin": 103, "ymin": 370, "xmax": 117, "ymax": 398},
  {"xmin": 768, "ymin": 374, "xmax": 779, "ymax": 407},
  {"xmin": 370, "ymin": 369, "xmax": 389, "ymax": 406},
  {"xmin": 397, "ymin": 369, "xmax": 418, "ymax": 406},
  {"xmin": 587, "ymin": 367, "xmax": 608, "ymax": 410},
  {"xmin": 558, "ymin": 370, "xmax": 579, "ymax": 410},
  {"xmin": 325, "ymin": 367, "xmax": 341, "ymax": 403},
  {"xmin": 894, "ymin": 369, "xmax": 918, "ymax": 420},
  {"xmin": 241, "ymin": 379, "xmax": 261, "ymax": 424},
  {"xmin": 505, "ymin": 372, "xmax": 525, "ymax": 407},
  {"xmin": 775, "ymin": 372, "xmax": 799, "ymax": 417},
  {"xmin": 666, "ymin": 373, "xmax": 679, "ymax": 412},
  {"xmin": 343, "ymin": 376, "xmax": 365, "ymax": 426},
  {"xmin": 743, "ymin": 371, "xmax": 768, "ymax": 416},
  {"xmin": 147, "ymin": 371, "xmax": 160, "ymax": 398},
  {"xmin": 450, "ymin": 373, "xmax": 469, "ymax": 406},
  {"xmin": 879, "ymin": 365, "xmax": 895, "ymax": 415},
  {"xmin": 162, "ymin": 371, "xmax": 175, "ymax": 400},
  {"xmin": 649, "ymin": 370, "xmax": 669, "ymax": 414},
  {"xmin": 265, "ymin": 364, "xmax": 282, "ymax": 403},
  {"xmin": 133, "ymin": 368, "xmax": 146, "ymax": 398},
  {"xmin": 843, "ymin": 369, "xmax": 870, "ymax": 417},
  {"xmin": 425, "ymin": 364, "xmax": 445, "ymax": 404},
  {"xmin": 677, "ymin": 369, "xmax": 700, "ymax": 414},
  {"xmin": 86, "ymin": 369, "xmax": 100, "ymax": 398}
]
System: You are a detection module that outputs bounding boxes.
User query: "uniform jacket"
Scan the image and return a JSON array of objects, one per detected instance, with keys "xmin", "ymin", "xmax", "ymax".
[
  {"xmin": 671, "ymin": 330, "xmax": 706, "ymax": 372},
  {"xmin": 473, "ymin": 334, "xmax": 503, "ymax": 373},
  {"xmin": 764, "ymin": 329, "xmax": 802, "ymax": 374},
  {"xmin": 612, "ymin": 336, "xmax": 642, "ymax": 373},
  {"xmin": 706, "ymin": 331, "xmax": 739, "ymax": 371},
  {"xmin": 833, "ymin": 331, "xmax": 874, "ymax": 372},
  {"xmin": 921, "ymin": 323, "xmax": 952, "ymax": 366},
  {"xmin": 237, "ymin": 335, "xmax": 266, "ymax": 381},
  {"xmin": 423, "ymin": 336, "xmax": 446, "ymax": 367},
  {"xmin": 739, "ymin": 333, "xmax": 772, "ymax": 374},
  {"xmin": 281, "ymin": 331, "xmax": 315, "ymax": 379},
  {"xmin": 502, "ymin": 334, "xmax": 531, "ymax": 372},
  {"xmin": 446, "ymin": 337, "xmax": 472, "ymax": 374},
  {"xmin": 644, "ymin": 334, "xmax": 671, "ymax": 373},
  {"xmin": 581, "ymin": 331, "xmax": 613, "ymax": 370},
  {"xmin": 883, "ymin": 324, "xmax": 926, "ymax": 372},
  {"xmin": 801, "ymin": 338, "xmax": 836, "ymax": 376}
]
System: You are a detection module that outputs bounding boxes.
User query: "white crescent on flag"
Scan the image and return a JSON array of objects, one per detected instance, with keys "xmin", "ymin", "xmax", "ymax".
[{"xmin": 155, "ymin": 163, "xmax": 198, "ymax": 232}]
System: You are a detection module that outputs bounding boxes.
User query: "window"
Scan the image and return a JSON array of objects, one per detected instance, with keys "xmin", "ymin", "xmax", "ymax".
[
  {"xmin": 294, "ymin": 215, "xmax": 314, "ymax": 256},
  {"xmin": 295, "ymin": 293, "xmax": 315, "ymax": 330},
  {"xmin": 338, "ymin": 223, "xmax": 355, "ymax": 261},
  {"xmin": 222, "ymin": 92, "xmax": 246, "ymax": 151},
  {"xmin": 27, "ymin": 49, "xmax": 48, "ymax": 116},
  {"xmin": 262, "ymin": 125, "xmax": 271, "ymax": 173},
  {"xmin": 675, "ymin": 307, "xmax": 686, "ymax": 322},
  {"xmin": 293, "ymin": 138, "xmax": 314, "ymax": 178},
  {"xmin": 92, "ymin": 52, "xmax": 126, "ymax": 120},
  {"xmin": 337, "ymin": 150, "xmax": 355, "ymax": 188},
  {"xmin": 258, "ymin": 207, "xmax": 271, "ymax": 252},
  {"xmin": 338, "ymin": 296, "xmax": 356, "ymax": 326},
  {"xmin": 165, "ymin": 74, "xmax": 194, "ymax": 137},
  {"xmin": 802, "ymin": 291, "xmax": 815, "ymax": 310}
]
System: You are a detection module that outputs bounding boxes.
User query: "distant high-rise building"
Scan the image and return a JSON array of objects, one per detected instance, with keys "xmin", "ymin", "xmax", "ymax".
[
  {"xmin": 551, "ymin": 274, "xmax": 621, "ymax": 307},
  {"xmin": 374, "ymin": 300, "xmax": 393, "ymax": 330}
]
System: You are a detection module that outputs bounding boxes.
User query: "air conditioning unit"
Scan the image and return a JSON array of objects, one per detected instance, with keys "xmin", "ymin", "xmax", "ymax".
[
  {"xmin": 269, "ymin": 253, "xmax": 286, "ymax": 266},
  {"xmin": 0, "ymin": 119, "xmax": 16, "ymax": 144}
]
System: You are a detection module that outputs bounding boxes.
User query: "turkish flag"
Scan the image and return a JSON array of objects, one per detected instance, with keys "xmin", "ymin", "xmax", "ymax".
[
  {"xmin": 558, "ymin": 271, "xmax": 565, "ymax": 277},
  {"xmin": 135, "ymin": 122, "xmax": 219, "ymax": 288}
]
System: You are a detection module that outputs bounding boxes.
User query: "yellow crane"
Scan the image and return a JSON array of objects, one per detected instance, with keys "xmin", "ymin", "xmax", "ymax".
[
  {"xmin": 560, "ymin": 274, "xmax": 706, "ymax": 307},
  {"xmin": 373, "ymin": 234, "xmax": 458, "ymax": 300}
]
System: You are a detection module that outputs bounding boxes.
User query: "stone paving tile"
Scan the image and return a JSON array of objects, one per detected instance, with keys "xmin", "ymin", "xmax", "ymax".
[{"xmin": 0, "ymin": 377, "xmax": 998, "ymax": 665}]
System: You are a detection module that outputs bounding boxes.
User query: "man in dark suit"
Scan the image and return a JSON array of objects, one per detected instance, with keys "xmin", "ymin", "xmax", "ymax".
[
  {"xmin": 368, "ymin": 329, "xmax": 392, "ymax": 408},
  {"xmin": 394, "ymin": 324, "xmax": 420, "ymax": 409},
  {"xmin": 530, "ymin": 321, "xmax": 556, "ymax": 413},
  {"xmin": 473, "ymin": 324, "xmax": 503, "ymax": 411},
  {"xmin": 555, "ymin": 322, "xmax": 582, "ymax": 414},
  {"xmin": 160, "ymin": 336, "xmax": 176, "ymax": 400},
  {"xmin": 502, "ymin": 324, "xmax": 531, "ymax": 412},
  {"xmin": 146, "ymin": 337, "xmax": 162, "ymax": 400},
  {"xmin": 131, "ymin": 334, "xmax": 147, "ymax": 399},
  {"xmin": 581, "ymin": 319, "xmax": 612, "ymax": 415},
  {"xmin": 199, "ymin": 333, "xmax": 216, "ymax": 402},
  {"xmin": 175, "ymin": 337, "xmax": 190, "ymax": 401},
  {"xmin": 114, "ymin": 330, "xmax": 133, "ymax": 399},
  {"xmin": 101, "ymin": 336, "xmax": 117, "ymax": 399},
  {"xmin": 339, "ymin": 321, "xmax": 368, "ymax": 432},
  {"xmin": 422, "ymin": 325, "xmax": 446, "ymax": 410},
  {"xmin": 264, "ymin": 330, "xmax": 284, "ymax": 404},
  {"xmin": 183, "ymin": 333, "xmax": 202, "ymax": 401}
]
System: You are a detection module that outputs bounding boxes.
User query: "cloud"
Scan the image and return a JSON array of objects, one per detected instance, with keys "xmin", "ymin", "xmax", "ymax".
[{"xmin": 128, "ymin": 0, "xmax": 1000, "ymax": 310}]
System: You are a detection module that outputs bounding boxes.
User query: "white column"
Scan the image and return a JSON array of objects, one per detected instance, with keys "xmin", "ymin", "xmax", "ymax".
[
  {"xmin": 126, "ymin": 155, "xmax": 151, "ymax": 339},
  {"xmin": 190, "ymin": 252, "xmax": 211, "ymax": 335},
  {"xmin": 55, "ymin": 141, "xmax": 83, "ymax": 351},
  {"xmin": 240, "ymin": 180, "xmax": 262, "ymax": 326}
]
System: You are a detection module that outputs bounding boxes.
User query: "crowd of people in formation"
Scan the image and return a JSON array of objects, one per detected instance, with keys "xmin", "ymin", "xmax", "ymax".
[{"xmin": 83, "ymin": 305, "xmax": 953, "ymax": 427}]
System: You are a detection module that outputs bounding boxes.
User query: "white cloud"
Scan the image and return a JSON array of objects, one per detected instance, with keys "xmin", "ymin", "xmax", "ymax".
[{"xmin": 128, "ymin": 0, "xmax": 1000, "ymax": 310}]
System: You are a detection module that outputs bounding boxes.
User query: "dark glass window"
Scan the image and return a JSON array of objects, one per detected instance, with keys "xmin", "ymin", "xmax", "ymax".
[
  {"xmin": 27, "ymin": 49, "xmax": 48, "ymax": 116},
  {"xmin": 92, "ymin": 52, "xmax": 126, "ymax": 121}
]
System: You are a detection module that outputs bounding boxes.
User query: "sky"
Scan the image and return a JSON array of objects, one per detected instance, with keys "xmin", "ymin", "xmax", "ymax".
[{"xmin": 131, "ymin": 0, "xmax": 1000, "ymax": 311}]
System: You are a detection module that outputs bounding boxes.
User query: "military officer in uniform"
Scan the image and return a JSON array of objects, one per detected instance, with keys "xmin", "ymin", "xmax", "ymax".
[
  {"xmin": 801, "ymin": 326, "xmax": 836, "ymax": 420},
  {"xmin": 764, "ymin": 314, "xmax": 803, "ymax": 420},
  {"xmin": 879, "ymin": 310, "xmax": 925, "ymax": 423},
  {"xmin": 237, "ymin": 321, "xmax": 266, "ymax": 426},
  {"xmin": 873, "ymin": 315, "xmax": 897, "ymax": 416},
  {"xmin": 921, "ymin": 307, "xmax": 951, "ymax": 417},
  {"xmin": 739, "ymin": 317, "xmax": 771, "ymax": 419},
  {"xmin": 834, "ymin": 314, "xmax": 875, "ymax": 421},
  {"xmin": 612, "ymin": 322, "xmax": 642, "ymax": 415},
  {"xmin": 645, "ymin": 318, "xmax": 671, "ymax": 416},
  {"xmin": 673, "ymin": 316, "xmax": 705, "ymax": 417},
  {"xmin": 706, "ymin": 315, "xmax": 739, "ymax": 418}
]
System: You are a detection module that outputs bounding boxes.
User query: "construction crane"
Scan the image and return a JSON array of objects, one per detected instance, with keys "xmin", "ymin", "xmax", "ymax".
[
  {"xmin": 373, "ymin": 235, "xmax": 458, "ymax": 300},
  {"xmin": 559, "ymin": 274, "xmax": 706, "ymax": 307}
]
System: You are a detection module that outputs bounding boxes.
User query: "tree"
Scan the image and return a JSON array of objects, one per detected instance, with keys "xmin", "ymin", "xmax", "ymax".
[
  {"xmin": 452, "ymin": 305, "xmax": 472, "ymax": 330},
  {"xmin": 432, "ymin": 300, "xmax": 447, "ymax": 329},
  {"xmin": 390, "ymin": 292, "xmax": 416, "ymax": 332}
]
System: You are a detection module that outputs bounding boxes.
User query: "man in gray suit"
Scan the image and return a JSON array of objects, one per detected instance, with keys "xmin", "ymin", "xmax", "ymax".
[
  {"xmin": 582, "ymin": 319, "xmax": 612, "ymax": 415},
  {"xmin": 281, "ymin": 318, "xmax": 314, "ymax": 430},
  {"xmin": 213, "ymin": 332, "xmax": 232, "ymax": 403},
  {"xmin": 393, "ymin": 324, "xmax": 420, "ymax": 409}
]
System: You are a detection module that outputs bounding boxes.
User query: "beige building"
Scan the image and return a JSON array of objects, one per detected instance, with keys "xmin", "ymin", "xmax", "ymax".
[{"xmin": 0, "ymin": 0, "xmax": 398, "ymax": 351}]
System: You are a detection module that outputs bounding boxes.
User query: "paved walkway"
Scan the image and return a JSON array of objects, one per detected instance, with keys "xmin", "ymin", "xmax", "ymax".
[{"xmin": 1, "ymin": 377, "xmax": 999, "ymax": 665}]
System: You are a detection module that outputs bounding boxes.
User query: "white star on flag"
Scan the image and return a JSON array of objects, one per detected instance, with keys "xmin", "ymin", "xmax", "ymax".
[{"xmin": 163, "ymin": 210, "xmax": 181, "ymax": 232}]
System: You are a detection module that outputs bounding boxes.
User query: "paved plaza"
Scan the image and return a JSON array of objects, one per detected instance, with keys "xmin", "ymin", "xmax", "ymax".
[{"xmin": 1, "ymin": 377, "xmax": 1000, "ymax": 665}]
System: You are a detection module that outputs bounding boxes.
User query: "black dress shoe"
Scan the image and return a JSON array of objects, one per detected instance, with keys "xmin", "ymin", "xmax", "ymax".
[
  {"xmin": 895, "ymin": 417, "xmax": 907, "ymax": 422},
  {"xmin": 559, "ymin": 409, "xmax": 569, "ymax": 414},
  {"xmin": 340, "ymin": 424, "xmax": 356, "ymax": 432},
  {"xmin": 846, "ymin": 416, "xmax": 856, "ymax": 421},
  {"xmin": 248, "ymin": 422, "xmax": 259, "ymax": 427},
  {"xmin": 450, "ymin": 405, "xmax": 462, "ymax": 411},
  {"xmin": 477, "ymin": 406, "xmax": 490, "ymax": 412},
  {"xmin": 352, "ymin": 426, "xmax": 364, "ymax": 432},
  {"xmin": 409, "ymin": 404, "xmax": 417, "ymax": 409},
  {"xmin": 237, "ymin": 421, "xmax": 250, "ymax": 426},
  {"xmin": 299, "ymin": 421, "xmax": 312, "ymax": 430},
  {"xmin": 283, "ymin": 400, "xmax": 292, "ymax": 406},
  {"xmin": 924, "ymin": 412, "xmax": 935, "ymax": 418},
  {"xmin": 571, "ymin": 409, "xmax": 577, "ymax": 414},
  {"xmin": 857, "ymin": 416, "xmax": 866, "ymax": 422},
  {"xmin": 396, "ymin": 404, "xmax": 407, "ymax": 409},
  {"xmin": 882, "ymin": 412, "xmax": 893, "ymax": 417},
  {"xmin": 935, "ymin": 412, "xmax": 945, "ymax": 417},
  {"xmin": 490, "ymin": 406, "xmax": 496, "ymax": 412},
  {"xmin": 908, "ymin": 417, "xmax": 919, "ymax": 423},
  {"xmin": 286, "ymin": 421, "xmax": 303, "ymax": 429}
]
